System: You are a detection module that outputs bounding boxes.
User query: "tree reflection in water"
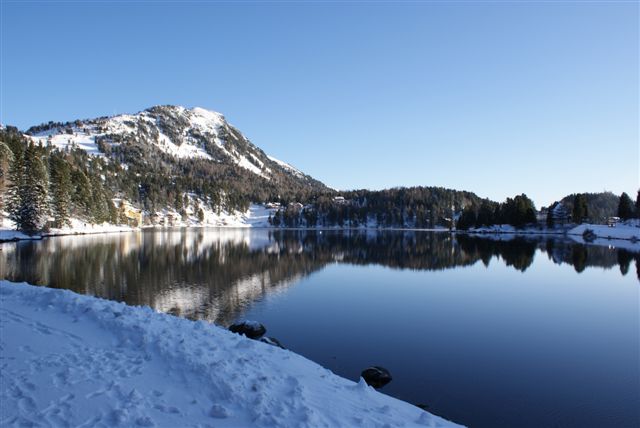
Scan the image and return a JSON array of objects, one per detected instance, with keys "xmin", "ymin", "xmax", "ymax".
[{"xmin": 1, "ymin": 229, "xmax": 637, "ymax": 324}]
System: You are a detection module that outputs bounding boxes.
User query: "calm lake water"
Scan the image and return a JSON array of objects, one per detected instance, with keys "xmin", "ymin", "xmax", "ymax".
[{"xmin": 1, "ymin": 229, "xmax": 638, "ymax": 428}]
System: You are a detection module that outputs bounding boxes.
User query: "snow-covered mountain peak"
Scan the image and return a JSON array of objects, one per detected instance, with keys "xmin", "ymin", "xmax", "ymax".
[{"xmin": 22, "ymin": 105, "xmax": 327, "ymax": 190}]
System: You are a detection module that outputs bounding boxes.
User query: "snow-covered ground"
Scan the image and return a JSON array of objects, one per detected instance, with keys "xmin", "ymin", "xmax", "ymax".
[
  {"xmin": 568, "ymin": 221, "xmax": 640, "ymax": 241},
  {"xmin": 567, "ymin": 221, "xmax": 640, "ymax": 252},
  {"xmin": 0, "ymin": 216, "xmax": 137, "ymax": 242},
  {"xmin": 461, "ymin": 221, "xmax": 640, "ymax": 252},
  {"xmin": 0, "ymin": 204, "xmax": 276, "ymax": 242},
  {"xmin": 465, "ymin": 224, "xmax": 557, "ymax": 235},
  {"xmin": 0, "ymin": 281, "xmax": 461, "ymax": 428}
]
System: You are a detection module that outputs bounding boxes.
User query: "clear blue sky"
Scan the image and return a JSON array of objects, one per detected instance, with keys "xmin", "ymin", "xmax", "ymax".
[{"xmin": 1, "ymin": 0, "xmax": 638, "ymax": 207}]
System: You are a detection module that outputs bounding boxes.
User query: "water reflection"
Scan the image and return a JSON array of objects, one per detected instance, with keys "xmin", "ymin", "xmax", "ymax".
[{"xmin": 1, "ymin": 230, "xmax": 638, "ymax": 324}]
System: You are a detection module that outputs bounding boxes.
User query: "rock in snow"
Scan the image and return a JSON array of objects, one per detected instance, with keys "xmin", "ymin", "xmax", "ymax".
[
  {"xmin": 361, "ymin": 366, "xmax": 393, "ymax": 389},
  {"xmin": 228, "ymin": 320, "xmax": 267, "ymax": 339},
  {"xmin": 0, "ymin": 280, "xmax": 463, "ymax": 427},
  {"xmin": 259, "ymin": 336, "xmax": 286, "ymax": 349}
]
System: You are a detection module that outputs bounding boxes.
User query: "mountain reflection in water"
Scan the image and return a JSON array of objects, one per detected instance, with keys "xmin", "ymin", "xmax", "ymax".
[{"xmin": 1, "ymin": 229, "xmax": 637, "ymax": 325}]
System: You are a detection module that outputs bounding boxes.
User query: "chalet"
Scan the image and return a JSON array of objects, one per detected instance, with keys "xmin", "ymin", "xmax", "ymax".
[
  {"xmin": 536, "ymin": 208, "xmax": 549, "ymax": 223},
  {"xmin": 113, "ymin": 199, "xmax": 143, "ymax": 227},
  {"xmin": 549, "ymin": 202, "xmax": 570, "ymax": 226},
  {"xmin": 333, "ymin": 196, "xmax": 347, "ymax": 204}
]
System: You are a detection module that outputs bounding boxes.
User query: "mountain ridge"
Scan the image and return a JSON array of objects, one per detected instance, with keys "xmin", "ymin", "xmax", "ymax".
[{"xmin": 23, "ymin": 104, "xmax": 323, "ymax": 189}]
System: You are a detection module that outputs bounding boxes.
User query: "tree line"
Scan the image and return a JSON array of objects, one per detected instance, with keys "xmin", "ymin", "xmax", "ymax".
[
  {"xmin": 1, "ymin": 127, "xmax": 120, "ymax": 234},
  {"xmin": 270, "ymin": 187, "xmax": 489, "ymax": 228}
]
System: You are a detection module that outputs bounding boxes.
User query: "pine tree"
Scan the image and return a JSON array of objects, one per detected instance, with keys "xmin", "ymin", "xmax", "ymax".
[
  {"xmin": 49, "ymin": 152, "xmax": 72, "ymax": 227},
  {"xmin": 0, "ymin": 141, "xmax": 15, "ymax": 219},
  {"xmin": 635, "ymin": 190, "xmax": 640, "ymax": 219},
  {"xmin": 71, "ymin": 169, "xmax": 92, "ymax": 217},
  {"xmin": 456, "ymin": 206, "xmax": 477, "ymax": 230},
  {"xmin": 89, "ymin": 173, "xmax": 110, "ymax": 223},
  {"xmin": 546, "ymin": 204, "xmax": 555, "ymax": 228},
  {"xmin": 617, "ymin": 192, "xmax": 634, "ymax": 220},
  {"xmin": 15, "ymin": 143, "xmax": 49, "ymax": 234},
  {"xmin": 476, "ymin": 202, "xmax": 494, "ymax": 227},
  {"xmin": 572, "ymin": 194, "xmax": 588, "ymax": 224},
  {"xmin": 6, "ymin": 147, "xmax": 24, "ymax": 225}
]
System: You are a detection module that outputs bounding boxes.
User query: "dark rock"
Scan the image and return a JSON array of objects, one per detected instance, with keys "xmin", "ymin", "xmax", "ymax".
[
  {"xmin": 259, "ymin": 336, "xmax": 286, "ymax": 349},
  {"xmin": 582, "ymin": 228, "xmax": 596, "ymax": 242},
  {"xmin": 228, "ymin": 321, "xmax": 266, "ymax": 339},
  {"xmin": 361, "ymin": 366, "xmax": 392, "ymax": 389},
  {"xmin": 415, "ymin": 403, "xmax": 430, "ymax": 411}
]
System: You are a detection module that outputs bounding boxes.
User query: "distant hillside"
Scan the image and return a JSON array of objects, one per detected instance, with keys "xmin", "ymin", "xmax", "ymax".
[{"xmin": 559, "ymin": 192, "xmax": 619, "ymax": 223}]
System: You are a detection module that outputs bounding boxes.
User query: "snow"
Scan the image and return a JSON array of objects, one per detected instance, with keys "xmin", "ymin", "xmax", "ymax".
[
  {"xmin": 0, "ymin": 216, "xmax": 137, "ymax": 242},
  {"xmin": 462, "ymin": 221, "xmax": 640, "ymax": 252},
  {"xmin": 568, "ymin": 221, "xmax": 640, "ymax": 241},
  {"xmin": 267, "ymin": 155, "xmax": 306, "ymax": 179},
  {"xmin": 29, "ymin": 133, "xmax": 104, "ymax": 157},
  {"xmin": 236, "ymin": 155, "xmax": 269, "ymax": 179},
  {"xmin": 0, "ymin": 203, "xmax": 276, "ymax": 242},
  {"xmin": 568, "ymin": 221, "xmax": 640, "ymax": 252},
  {"xmin": 154, "ymin": 130, "xmax": 213, "ymax": 160},
  {"xmin": 189, "ymin": 107, "xmax": 226, "ymax": 132},
  {"xmin": 0, "ymin": 281, "xmax": 462, "ymax": 428}
]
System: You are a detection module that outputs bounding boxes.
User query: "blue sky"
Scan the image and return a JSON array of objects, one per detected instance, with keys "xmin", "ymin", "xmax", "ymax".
[{"xmin": 1, "ymin": 0, "xmax": 637, "ymax": 207}]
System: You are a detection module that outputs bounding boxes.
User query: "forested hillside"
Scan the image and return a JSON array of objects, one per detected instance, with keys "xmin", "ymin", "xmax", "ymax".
[
  {"xmin": 560, "ymin": 192, "xmax": 619, "ymax": 223},
  {"xmin": 2, "ymin": 105, "xmax": 630, "ymax": 235}
]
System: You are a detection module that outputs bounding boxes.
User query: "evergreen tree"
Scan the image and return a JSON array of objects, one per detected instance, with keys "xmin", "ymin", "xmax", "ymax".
[
  {"xmin": 635, "ymin": 190, "xmax": 640, "ymax": 219},
  {"xmin": 617, "ymin": 192, "xmax": 634, "ymax": 220},
  {"xmin": 6, "ymin": 146, "xmax": 24, "ymax": 225},
  {"xmin": 71, "ymin": 169, "xmax": 92, "ymax": 216},
  {"xmin": 49, "ymin": 152, "xmax": 72, "ymax": 227},
  {"xmin": 456, "ymin": 207, "xmax": 477, "ymax": 230},
  {"xmin": 108, "ymin": 200, "xmax": 119, "ymax": 224},
  {"xmin": 476, "ymin": 202, "xmax": 494, "ymax": 227},
  {"xmin": 0, "ymin": 141, "xmax": 15, "ymax": 219},
  {"xmin": 546, "ymin": 205, "xmax": 555, "ymax": 228},
  {"xmin": 89, "ymin": 173, "xmax": 110, "ymax": 223},
  {"xmin": 15, "ymin": 143, "xmax": 49, "ymax": 234},
  {"xmin": 572, "ymin": 194, "xmax": 588, "ymax": 224}
]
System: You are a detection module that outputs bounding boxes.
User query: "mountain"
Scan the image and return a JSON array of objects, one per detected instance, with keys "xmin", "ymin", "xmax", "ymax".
[
  {"xmin": 26, "ymin": 105, "xmax": 321, "ymax": 188},
  {"xmin": 10, "ymin": 105, "xmax": 331, "ymax": 223}
]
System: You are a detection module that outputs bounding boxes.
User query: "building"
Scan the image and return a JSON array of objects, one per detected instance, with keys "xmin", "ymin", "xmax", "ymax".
[
  {"xmin": 113, "ymin": 199, "xmax": 143, "ymax": 227},
  {"xmin": 549, "ymin": 202, "xmax": 570, "ymax": 226}
]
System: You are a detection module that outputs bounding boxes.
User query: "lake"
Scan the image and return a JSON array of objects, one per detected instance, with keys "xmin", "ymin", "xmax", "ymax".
[{"xmin": 1, "ymin": 229, "xmax": 638, "ymax": 428}]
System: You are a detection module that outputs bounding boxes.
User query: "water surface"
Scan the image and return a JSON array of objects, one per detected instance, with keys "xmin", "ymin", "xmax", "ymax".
[{"xmin": 1, "ymin": 229, "xmax": 638, "ymax": 427}]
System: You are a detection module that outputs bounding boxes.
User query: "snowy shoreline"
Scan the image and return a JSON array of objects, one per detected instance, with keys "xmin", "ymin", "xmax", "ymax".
[
  {"xmin": 3, "ymin": 224, "xmax": 639, "ymax": 254},
  {"xmin": 3, "ymin": 204, "xmax": 639, "ymax": 254},
  {"xmin": 457, "ymin": 221, "xmax": 640, "ymax": 252},
  {"xmin": 0, "ymin": 280, "xmax": 462, "ymax": 427}
]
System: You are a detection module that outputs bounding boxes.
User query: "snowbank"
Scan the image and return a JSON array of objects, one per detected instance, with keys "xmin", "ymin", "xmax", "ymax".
[
  {"xmin": 568, "ymin": 221, "xmax": 640, "ymax": 242},
  {"xmin": 0, "ymin": 204, "xmax": 276, "ymax": 242},
  {"xmin": 567, "ymin": 222, "xmax": 640, "ymax": 252},
  {"xmin": 0, "ymin": 217, "xmax": 137, "ymax": 242},
  {"xmin": 0, "ymin": 281, "xmax": 462, "ymax": 428}
]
